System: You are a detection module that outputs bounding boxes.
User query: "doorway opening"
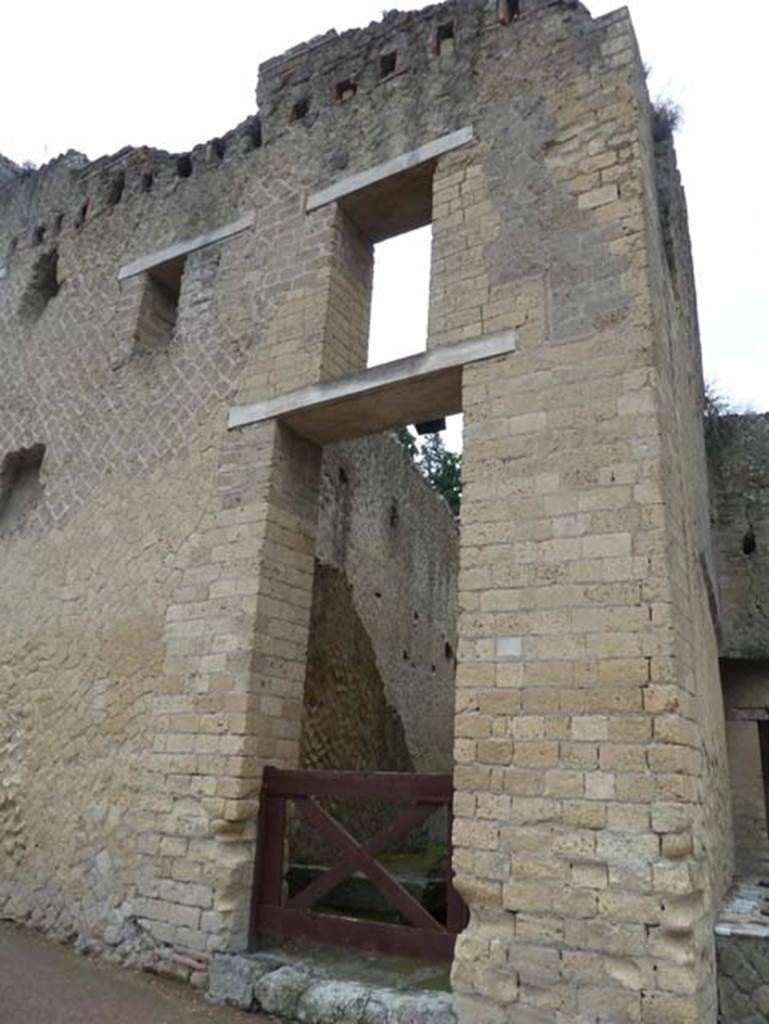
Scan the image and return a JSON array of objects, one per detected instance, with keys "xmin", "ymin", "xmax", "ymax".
[{"xmin": 252, "ymin": 417, "xmax": 463, "ymax": 966}]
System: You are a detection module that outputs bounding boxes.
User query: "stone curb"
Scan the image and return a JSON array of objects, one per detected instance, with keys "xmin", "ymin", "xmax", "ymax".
[{"xmin": 208, "ymin": 953, "xmax": 456, "ymax": 1024}]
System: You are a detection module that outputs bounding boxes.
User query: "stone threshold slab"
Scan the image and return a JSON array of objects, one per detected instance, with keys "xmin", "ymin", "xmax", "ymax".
[
  {"xmin": 228, "ymin": 330, "xmax": 516, "ymax": 443},
  {"xmin": 716, "ymin": 879, "xmax": 769, "ymax": 939},
  {"xmin": 208, "ymin": 950, "xmax": 455, "ymax": 1023}
]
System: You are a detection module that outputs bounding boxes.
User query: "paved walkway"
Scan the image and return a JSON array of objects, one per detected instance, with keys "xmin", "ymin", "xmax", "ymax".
[{"xmin": 0, "ymin": 922, "xmax": 272, "ymax": 1024}]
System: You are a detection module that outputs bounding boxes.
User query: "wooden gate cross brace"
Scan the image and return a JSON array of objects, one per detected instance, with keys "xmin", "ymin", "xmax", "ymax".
[{"xmin": 288, "ymin": 796, "xmax": 444, "ymax": 932}]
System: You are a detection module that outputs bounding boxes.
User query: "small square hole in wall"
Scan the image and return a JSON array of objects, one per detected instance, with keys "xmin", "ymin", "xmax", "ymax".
[
  {"xmin": 176, "ymin": 154, "xmax": 193, "ymax": 178},
  {"xmin": 380, "ymin": 52, "xmax": 397, "ymax": 78},
  {"xmin": 290, "ymin": 97, "xmax": 311, "ymax": 123},
  {"xmin": 133, "ymin": 256, "xmax": 185, "ymax": 353},
  {"xmin": 336, "ymin": 79, "xmax": 357, "ymax": 102},
  {"xmin": 0, "ymin": 444, "xmax": 45, "ymax": 534},
  {"xmin": 74, "ymin": 200, "xmax": 89, "ymax": 229},
  {"xmin": 18, "ymin": 248, "xmax": 60, "ymax": 321},
  {"xmin": 106, "ymin": 170, "xmax": 126, "ymax": 207},
  {"xmin": 436, "ymin": 22, "xmax": 455, "ymax": 55}
]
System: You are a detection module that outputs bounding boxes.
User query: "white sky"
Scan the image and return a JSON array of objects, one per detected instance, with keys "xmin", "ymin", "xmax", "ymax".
[{"xmin": 2, "ymin": 0, "xmax": 767, "ymax": 446}]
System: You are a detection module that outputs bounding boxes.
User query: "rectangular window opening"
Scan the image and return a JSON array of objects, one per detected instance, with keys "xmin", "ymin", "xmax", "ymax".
[
  {"xmin": 379, "ymin": 52, "xmax": 397, "ymax": 78},
  {"xmin": 437, "ymin": 22, "xmax": 456, "ymax": 55},
  {"xmin": 134, "ymin": 255, "xmax": 185, "ymax": 352},
  {"xmin": 0, "ymin": 443, "xmax": 45, "ymax": 534},
  {"xmin": 368, "ymin": 225, "xmax": 432, "ymax": 368},
  {"xmin": 333, "ymin": 158, "xmax": 438, "ymax": 375},
  {"xmin": 362, "ymin": 195, "xmax": 465, "ymax": 457}
]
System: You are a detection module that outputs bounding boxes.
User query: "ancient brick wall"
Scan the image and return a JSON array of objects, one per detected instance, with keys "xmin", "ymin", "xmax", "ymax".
[
  {"xmin": 710, "ymin": 415, "xmax": 769, "ymax": 873},
  {"xmin": 711, "ymin": 413, "xmax": 769, "ymax": 661},
  {"xmin": 0, "ymin": 124, "xmax": 277, "ymax": 960},
  {"xmin": 312, "ymin": 435, "xmax": 459, "ymax": 776},
  {"xmin": 0, "ymin": 0, "xmax": 736, "ymax": 1020},
  {"xmin": 636, "ymin": 114, "xmax": 734, "ymax": 1020},
  {"xmin": 444, "ymin": 4, "xmax": 729, "ymax": 1021},
  {"xmin": 721, "ymin": 660, "xmax": 769, "ymax": 878}
]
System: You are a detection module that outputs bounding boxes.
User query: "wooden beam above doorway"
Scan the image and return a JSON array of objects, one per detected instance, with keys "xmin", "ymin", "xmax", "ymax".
[{"xmin": 227, "ymin": 330, "xmax": 516, "ymax": 444}]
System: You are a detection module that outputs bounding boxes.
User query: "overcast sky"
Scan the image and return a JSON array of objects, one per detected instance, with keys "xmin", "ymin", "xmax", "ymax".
[{"xmin": 2, "ymin": 1, "xmax": 766, "ymax": 441}]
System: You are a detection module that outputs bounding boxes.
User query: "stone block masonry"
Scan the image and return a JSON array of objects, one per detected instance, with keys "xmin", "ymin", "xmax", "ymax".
[
  {"xmin": 710, "ymin": 413, "xmax": 769, "ymax": 662},
  {"xmin": 0, "ymin": 0, "xmax": 748, "ymax": 1021}
]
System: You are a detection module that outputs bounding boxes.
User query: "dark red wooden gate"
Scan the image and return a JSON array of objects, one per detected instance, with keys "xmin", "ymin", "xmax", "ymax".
[{"xmin": 250, "ymin": 767, "xmax": 466, "ymax": 960}]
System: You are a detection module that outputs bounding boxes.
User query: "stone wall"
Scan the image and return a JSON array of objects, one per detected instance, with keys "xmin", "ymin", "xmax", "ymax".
[
  {"xmin": 0, "ymin": 121, "xmax": 277, "ymax": 960},
  {"xmin": 711, "ymin": 413, "xmax": 769, "ymax": 661},
  {"xmin": 721, "ymin": 661, "xmax": 769, "ymax": 878},
  {"xmin": 709, "ymin": 362, "xmax": 769, "ymax": 1017},
  {"xmin": 717, "ymin": 934, "xmax": 769, "ymax": 1023},
  {"xmin": 311, "ymin": 435, "xmax": 459, "ymax": 776},
  {"xmin": 0, "ymin": 1, "xmax": 735, "ymax": 1020},
  {"xmin": 296, "ymin": 434, "xmax": 459, "ymax": 864},
  {"xmin": 450, "ymin": 6, "xmax": 729, "ymax": 1020}
]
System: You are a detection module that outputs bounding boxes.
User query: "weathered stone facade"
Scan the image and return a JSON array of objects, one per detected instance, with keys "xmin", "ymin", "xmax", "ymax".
[
  {"xmin": 0, "ymin": 0, "xmax": 762, "ymax": 1021},
  {"xmin": 309, "ymin": 435, "xmax": 458, "ymax": 778},
  {"xmin": 711, "ymin": 414, "xmax": 769, "ymax": 872},
  {"xmin": 711, "ymin": 414, "xmax": 769, "ymax": 663},
  {"xmin": 708, "ymin": 413, "xmax": 769, "ymax": 1022}
]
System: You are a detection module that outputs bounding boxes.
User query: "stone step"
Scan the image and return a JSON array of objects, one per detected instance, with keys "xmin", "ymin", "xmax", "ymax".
[{"xmin": 209, "ymin": 948, "xmax": 455, "ymax": 1023}]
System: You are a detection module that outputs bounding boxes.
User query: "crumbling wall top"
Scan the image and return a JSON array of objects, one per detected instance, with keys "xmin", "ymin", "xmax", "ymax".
[
  {"xmin": 0, "ymin": 0, "xmax": 626, "ymax": 258},
  {"xmin": 255, "ymin": 0, "xmax": 597, "ymax": 145},
  {"xmin": 0, "ymin": 155, "xmax": 21, "ymax": 187}
]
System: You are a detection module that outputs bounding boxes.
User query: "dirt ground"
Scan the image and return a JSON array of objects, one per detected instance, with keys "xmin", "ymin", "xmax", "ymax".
[{"xmin": 0, "ymin": 921, "xmax": 272, "ymax": 1024}]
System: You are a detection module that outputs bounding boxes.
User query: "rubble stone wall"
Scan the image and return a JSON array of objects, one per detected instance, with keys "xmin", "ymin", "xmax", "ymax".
[
  {"xmin": 711, "ymin": 413, "xmax": 769, "ymax": 661},
  {"xmin": 311, "ymin": 435, "xmax": 459, "ymax": 776}
]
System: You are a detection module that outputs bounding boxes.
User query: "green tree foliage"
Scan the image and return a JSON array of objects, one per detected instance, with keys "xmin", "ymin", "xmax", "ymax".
[
  {"xmin": 397, "ymin": 426, "xmax": 418, "ymax": 460},
  {"xmin": 397, "ymin": 427, "xmax": 462, "ymax": 515},
  {"xmin": 703, "ymin": 381, "xmax": 733, "ymax": 460}
]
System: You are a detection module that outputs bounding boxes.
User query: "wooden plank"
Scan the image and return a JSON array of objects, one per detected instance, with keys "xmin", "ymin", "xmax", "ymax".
[
  {"xmin": 250, "ymin": 790, "xmax": 286, "ymax": 948},
  {"xmin": 255, "ymin": 905, "xmax": 457, "ymax": 961},
  {"xmin": 259, "ymin": 794, "xmax": 286, "ymax": 906},
  {"xmin": 295, "ymin": 797, "xmax": 443, "ymax": 932},
  {"xmin": 261, "ymin": 766, "xmax": 452, "ymax": 803},
  {"xmin": 289, "ymin": 801, "xmax": 438, "ymax": 912},
  {"xmin": 445, "ymin": 800, "xmax": 467, "ymax": 933}
]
